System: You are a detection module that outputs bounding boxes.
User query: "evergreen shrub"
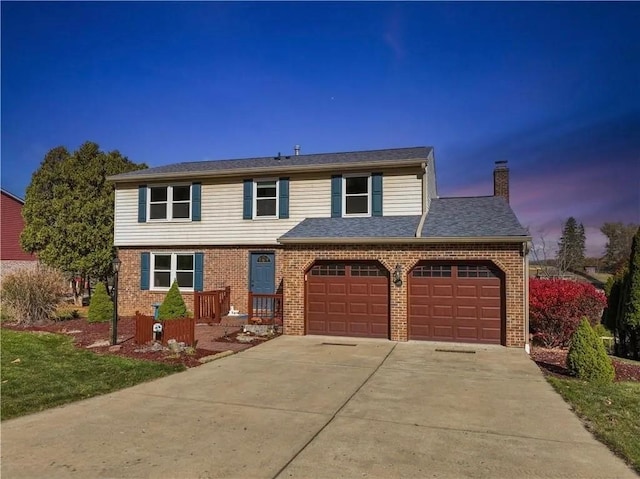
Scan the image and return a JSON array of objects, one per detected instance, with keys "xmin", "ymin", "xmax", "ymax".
[
  {"xmin": 87, "ymin": 283, "xmax": 113, "ymax": 323},
  {"xmin": 566, "ymin": 319, "xmax": 615, "ymax": 383},
  {"xmin": 158, "ymin": 281, "xmax": 188, "ymax": 320}
]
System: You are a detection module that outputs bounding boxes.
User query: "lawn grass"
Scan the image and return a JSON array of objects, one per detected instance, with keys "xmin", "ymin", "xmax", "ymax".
[
  {"xmin": 1, "ymin": 330, "xmax": 185, "ymax": 420},
  {"xmin": 547, "ymin": 376, "xmax": 640, "ymax": 473}
]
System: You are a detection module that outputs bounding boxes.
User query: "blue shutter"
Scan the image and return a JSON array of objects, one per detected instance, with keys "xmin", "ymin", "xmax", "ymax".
[
  {"xmin": 331, "ymin": 175, "xmax": 342, "ymax": 218},
  {"xmin": 194, "ymin": 252, "xmax": 204, "ymax": 292},
  {"xmin": 372, "ymin": 173, "xmax": 383, "ymax": 217},
  {"xmin": 140, "ymin": 252, "xmax": 150, "ymax": 290},
  {"xmin": 138, "ymin": 186, "xmax": 147, "ymax": 223},
  {"xmin": 192, "ymin": 182, "xmax": 201, "ymax": 221},
  {"xmin": 243, "ymin": 179, "xmax": 253, "ymax": 219},
  {"xmin": 279, "ymin": 177, "xmax": 289, "ymax": 219}
]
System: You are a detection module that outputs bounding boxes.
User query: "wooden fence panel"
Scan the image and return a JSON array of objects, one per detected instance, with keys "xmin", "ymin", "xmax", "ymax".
[{"xmin": 134, "ymin": 313, "xmax": 195, "ymax": 346}]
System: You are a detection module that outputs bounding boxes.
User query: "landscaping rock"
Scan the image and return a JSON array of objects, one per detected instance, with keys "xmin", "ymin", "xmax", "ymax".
[
  {"xmin": 243, "ymin": 324, "xmax": 275, "ymax": 336},
  {"xmin": 236, "ymin": 334, "xmax": 256, "ymax": 343},
  {"xmin": 108, "ymin": 345, "xmax": 122, "ymax": 352},
  {"xmin": 87, "ymin": 340, "xmax": 110, "ymax": 349}
]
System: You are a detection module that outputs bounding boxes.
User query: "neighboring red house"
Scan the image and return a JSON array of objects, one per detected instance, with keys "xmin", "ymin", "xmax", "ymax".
[{"xmin": 1, "ymin": 188, "xmax": 37, "ymax": 282}]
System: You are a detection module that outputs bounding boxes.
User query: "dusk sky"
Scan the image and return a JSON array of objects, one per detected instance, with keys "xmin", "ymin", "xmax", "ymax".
[{"xmin": 2, "ymin": 2, "xmax": 639, "ymax": 256}]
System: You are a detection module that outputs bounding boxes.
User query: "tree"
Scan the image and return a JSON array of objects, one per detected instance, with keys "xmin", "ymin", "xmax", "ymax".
[
  {"xmin": 557, "ymin": 217, "xmax": 586, "ymax": 273},
  {"xmin": 601, "ymin": 222, "xmax": 638, "ymax": 272},
  {"xmin": 157, "ymin": 280, "xmax": 189, "ymax": 319},
  {"xmin": 21, "ymin": 142, "xmax": 146, "ymax": 305},
  {"xmin": 621, "ymin": 227, "xmax": 640, "ymax": 358}
]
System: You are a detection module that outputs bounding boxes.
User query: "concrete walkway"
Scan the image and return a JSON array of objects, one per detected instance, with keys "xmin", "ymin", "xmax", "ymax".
[{"xmin": 1, "ymin": 336, "xmax": 636, "ymax": 478}]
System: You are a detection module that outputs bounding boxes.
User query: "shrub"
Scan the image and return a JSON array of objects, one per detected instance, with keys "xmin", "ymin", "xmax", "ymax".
[
  {"xmin": 566, "ymin": 319, "xmax": 615, "ymax": 383},
  {"xmin": 87, "ymin": 283, "xmax": 113, "ymax": 323},
  {"xmin": 529, "ymin": 278, "xmax": 607, "ymax": 348},
  {"xmin": 157, "ymin": 280, "xmax": 188, "ymax": 320},
  {"xmin": 593, "ymin": 323, "xmax": 613, "ymax": 338},
  {"xmin": 0, "ymin": 267, "xmax": 66, "ymax": 325}
]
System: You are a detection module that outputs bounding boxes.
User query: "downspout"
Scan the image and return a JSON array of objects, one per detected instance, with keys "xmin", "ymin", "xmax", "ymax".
[
  {"xmin": 523, "ymin": 241, "xmax": 530, "ymax": 354},
  {"xmin": 416, "ymin": 161, "xmax": 428, "ymax": 237}
]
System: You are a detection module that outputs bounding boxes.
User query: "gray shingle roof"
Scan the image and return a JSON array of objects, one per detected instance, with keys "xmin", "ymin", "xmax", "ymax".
[
  {"xmin": 421, "ymin": 196, "xmax": 528, "ymax": 237},
  {"xmin": 280, "ymin": 216, "xmax": 422, "ymax": 240},
  {"xmin": 279, "ymin": 196, "xmax": 528, "ymax": 243},
  {"xmin": 108, "ymin": 147, "xmax": 432, "ymax": 181}
]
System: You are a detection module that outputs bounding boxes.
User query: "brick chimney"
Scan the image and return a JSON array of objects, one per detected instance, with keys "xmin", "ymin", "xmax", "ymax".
[{"xmin": 493, "ymin": 160, "xmax": 509, "ymax": 203}]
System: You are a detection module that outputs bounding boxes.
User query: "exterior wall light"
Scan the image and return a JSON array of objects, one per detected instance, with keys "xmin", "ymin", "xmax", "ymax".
[{"xmin": 393, "ymin": 264, "xmax": 403, "ymax": 287}]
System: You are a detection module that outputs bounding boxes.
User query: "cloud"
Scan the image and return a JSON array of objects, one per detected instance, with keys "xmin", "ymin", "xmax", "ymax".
[{"xmin": 383, "ymin": 9, "xmax": 405, "ymax": 61}]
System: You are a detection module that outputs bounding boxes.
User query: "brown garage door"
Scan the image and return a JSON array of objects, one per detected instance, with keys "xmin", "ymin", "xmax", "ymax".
[
  {"xmin": 408, "ymin": 263, "xmax": 503, "ymax": 344},
  {"xmin": 307, "ymin": 262, "xmax": 389, "ymax": 338}
]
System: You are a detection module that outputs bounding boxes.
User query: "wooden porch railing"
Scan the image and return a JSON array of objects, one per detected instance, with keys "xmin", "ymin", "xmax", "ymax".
[
  {"xmin": 248, "ymin": 292, "xmax": 283, "ymax": 325},
  {"xmin": 194, "ymin": 286, "xmax": 231, "ymax": 323},
  {"xmin": 134, "ymin": 312, "xmax": 195, "ymax": 346}
]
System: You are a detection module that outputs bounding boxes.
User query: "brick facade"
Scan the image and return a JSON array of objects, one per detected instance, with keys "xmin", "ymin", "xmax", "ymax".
[
  {"xmin": 281, "ymin": 242, "xmax": 527, "ymax": 347},
  {"xmin": 116, "ymin": 247, "xmax": 283, "ymax": 317},
  {"xmin": 117, "ymin": 242, "xmax": 527, "ymax": 348},
  {"xmin": 493, "ymin": 163, "xmax": 510, "ymax": 203}
]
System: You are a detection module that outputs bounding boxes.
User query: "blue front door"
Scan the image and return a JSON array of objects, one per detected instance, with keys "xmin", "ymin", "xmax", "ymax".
[{"xmin": 250, "ymin": 252, "xmax": 275, "ymax": 294}]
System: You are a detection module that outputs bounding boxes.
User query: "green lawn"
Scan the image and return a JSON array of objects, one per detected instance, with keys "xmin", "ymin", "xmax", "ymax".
[
  {"xmin": 1, "ymin": 330, "xmax": 184, "ymax": 420},
  {"xmin": 548, "ymin": 377, "xmax": 640, "ymax": 473}
]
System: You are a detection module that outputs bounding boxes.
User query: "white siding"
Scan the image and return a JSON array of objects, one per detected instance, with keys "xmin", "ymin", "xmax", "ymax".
[
  {"xmin": 383, "ymin": 173, "xmax": 423, "ymax": 216},
  {"xmin": 115, "ymin": 177, "xmax": 331, "ymax": 247},
  {"xmin": 114, "ymin": 169, "xmax": 424, "ymax": 247}
]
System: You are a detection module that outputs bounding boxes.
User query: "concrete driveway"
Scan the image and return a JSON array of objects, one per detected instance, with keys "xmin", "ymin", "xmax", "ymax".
[{"xmin": 1, "ymin": 336, "xmax": 635, "ymax": 478}]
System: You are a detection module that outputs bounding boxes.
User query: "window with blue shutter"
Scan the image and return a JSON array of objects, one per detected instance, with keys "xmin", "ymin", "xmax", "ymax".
[
  {"xmin": 372, "ymin": 173, "xmax": 383, "ymax": 217},
  {"xmin": 279, "ymin": 177, "xmax": 289, "ymax": 219},
  {"xmin": 140, "ymin": 252, "xmax": 150, "ymax": 290},
  {"xmin": 331, "ymin": 175, "xmax": 342, "ymax": 218},
  {"xmin": 191, "ymin": 182, "xmax": 201, "ymax": 221},
  {"xmin": 243, "ymin": 179, "xmax": 253, "ymax": 219},
  {"xmin": 138, "ymin": 185, "xmax": 147, "ymax": 223},
  {"xmin": 194, "ymin": 252, "xmax": 204, "ymax": 291}
]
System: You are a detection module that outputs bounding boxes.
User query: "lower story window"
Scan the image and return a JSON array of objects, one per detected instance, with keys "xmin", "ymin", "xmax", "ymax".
[{"xmin": 151, "ymin": 253, "xmax": 194, "ymax": 290}]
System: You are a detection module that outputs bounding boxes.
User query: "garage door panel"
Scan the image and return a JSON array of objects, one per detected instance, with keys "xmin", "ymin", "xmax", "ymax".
[
  {"xmin": 327, "ymin": 302, "xmax": 347, "ymax": 314},
  {"xmin": 409, "ymin": 263, "xmax": 503, "ymax": 344},
  {"xmin": 348, "ymin": 302, "xmax": 368, "ymax": 315},
  {"xmin": 327, "ymin": 283, "xmax": 347, "ymax": 295},
  {"xmin": 456, "ymin": 305, "xmax": 479, "ymax": 319},
  {"xmin": 307, "ymin": 262, "xmax": 389, "ymax": 338},
  {"xmin": 307, "ymin": 283, "xmax": 327, "ymax": 294},
  {"xmin": 456, "ymin": 285, "xmax": 478, "ymax": 298},
  {"xmin": 432, "ymin": 284, "xmax": 454, "ymax": 297},
  {"xmin": 431, "ymin": 304, "xmax": 453, "ymax": 317}
]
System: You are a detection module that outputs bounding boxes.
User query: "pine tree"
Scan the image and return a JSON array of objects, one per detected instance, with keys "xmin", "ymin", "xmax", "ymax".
[
  {"xmin": 557, "ymin": 217, "xmax": 585, "ymax": 273},
  {"xmin": 622, "ymin": 227, "xmax": 640, "ymax": 358}
]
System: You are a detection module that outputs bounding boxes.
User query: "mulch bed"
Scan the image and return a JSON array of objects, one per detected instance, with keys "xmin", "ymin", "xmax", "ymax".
[
  {"xmin": 531, "ymin": 347, "xmax": 640, "ymax": 382},
  {"xmin": 2, "ymin": 318, "xmax": 267, "ymax": 368}
]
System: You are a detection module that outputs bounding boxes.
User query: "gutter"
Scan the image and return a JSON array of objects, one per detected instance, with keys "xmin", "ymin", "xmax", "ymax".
[
  {"xmin": 278, "ymin": 235, "xmax": 532, "ymax": 245},
  {"xmin": 107, "ymin": 158, "xmax": 427, "ymax": 184}
]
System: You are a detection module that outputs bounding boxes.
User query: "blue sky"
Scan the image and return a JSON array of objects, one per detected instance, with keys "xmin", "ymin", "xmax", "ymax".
[{"xmin": 2, "ymin": 2, "xmax": 639, "ymax": 256}]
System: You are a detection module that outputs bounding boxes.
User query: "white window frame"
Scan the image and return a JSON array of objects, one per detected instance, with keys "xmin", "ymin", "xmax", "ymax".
[
  {"xmin": 147, "ymin": 184, "xmax": 192, "ymax": 222},
  {"xmin": 150, "ymin": 252, "xmax": 195, "ymax": 291},
  {"xmin": 253, "ymin": 178, "xmax": 279, "ymax": 219},
  {"xmin": 342, "ymin": 174, "xmax": 371, "ymax": 217}
]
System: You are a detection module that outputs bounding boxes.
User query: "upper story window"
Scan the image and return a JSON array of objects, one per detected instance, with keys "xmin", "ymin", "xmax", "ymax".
[
  {"xmin": 254, "ymin": 179, "xmax": 279, "ymax": 218},
  {"xmin": 151, "ymin": 252, "xmax": 194, "ymax": 290},
  {"xmin": 149, "ymin": 185, "xmax": 191, "ymax": 221},
  {"xmin": 343, "ymin": 175, "xmax": 370, "ymax": 216}
]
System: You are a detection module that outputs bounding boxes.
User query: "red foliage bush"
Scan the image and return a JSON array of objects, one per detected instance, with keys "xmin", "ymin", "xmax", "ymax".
[{"xmin": 529, "ymin": 279, "xmax": 607, "ymax": 348}]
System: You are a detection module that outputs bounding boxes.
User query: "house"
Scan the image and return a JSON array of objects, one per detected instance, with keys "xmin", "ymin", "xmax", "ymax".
[
  {"xmin": 1, "ymin": 189, "xmax": 38, "ymax": 283},
  {"xmin": 108, "ymin": 146, "xmax": 531, "ymax": 348}
]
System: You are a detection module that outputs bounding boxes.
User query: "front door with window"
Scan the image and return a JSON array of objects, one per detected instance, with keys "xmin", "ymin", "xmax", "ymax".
[{"xmin": 250, "ymin": 253, "xmax": 275, "ymax": 294}]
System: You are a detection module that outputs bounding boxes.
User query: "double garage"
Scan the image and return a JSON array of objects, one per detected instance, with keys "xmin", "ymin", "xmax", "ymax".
[{"xmin": 306, "ymin": 260, "xmax": 505, "ymax": 345}]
